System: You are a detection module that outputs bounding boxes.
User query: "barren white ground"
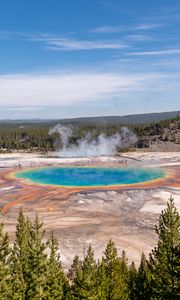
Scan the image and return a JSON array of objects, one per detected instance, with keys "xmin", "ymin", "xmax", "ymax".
[{"xmin": 0, "ymin": 151, "xmax": 179, "ymax": 268}]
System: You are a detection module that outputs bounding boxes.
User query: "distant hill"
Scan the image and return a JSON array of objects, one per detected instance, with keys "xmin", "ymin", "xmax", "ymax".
[
  {"xmin": 61, "ymin": 111, "xmax": 180, "ymax": 125},
  {"xmin": 0, "ymin": 111, "xmax": 179, "ymax": 125}
]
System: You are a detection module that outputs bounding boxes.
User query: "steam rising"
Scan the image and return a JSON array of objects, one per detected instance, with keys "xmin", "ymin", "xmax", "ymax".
[{"xmin": 49, "ymin": 124, "xmax": 137, "ymax": 157}]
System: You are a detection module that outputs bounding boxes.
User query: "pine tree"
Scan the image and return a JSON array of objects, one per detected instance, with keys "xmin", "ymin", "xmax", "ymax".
[
  {"xmin": 96, "ymin": 259, "xmax": 108, "ymax": 300},
  {"xmin": 128, "ymin": 261, "xmax": 137, "ymax": 300},
  {"xmin": 45, "ymin": 231, "xmax": 69, "ymax": 299},
  {"xmin": 67, "ymin": 255, "xmax": 82, "ymax": 284},
  {"xmin": 10, "ymin": 210, "xmax": 31, "ymax": 300},
  {"xmin": 121, "ymin": 250, "xmax": 129, "ymax": 283},
  {"xmin": 102, "ymin": 239, "xmax": 130, "ymax": 299},
  {"xmin": 0, "ymin": 223, "xmax": 11, "ymax": 299},
  {"xmin": 136, "ymin": 252, "xmax": 151, "ymax": 300},
  {"xmin": 149, "ymin": 196, "xmax": 180, "ymax": 299},
  {"xmin": 68, "ymin": 255, "xmax": 82, "ymax": 299},
  {"xmin": 72, "ymin": 244, "xmax": 97, "ymax": 299},
  {"xmin": 26, "ymin": 214, "xmax": 48, "ymax": 299}
]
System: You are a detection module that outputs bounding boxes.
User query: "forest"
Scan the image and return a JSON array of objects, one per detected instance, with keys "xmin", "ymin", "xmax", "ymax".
[
  {"xmin": 0, "ymin": 116, "xmax": 180, "ymax": 153},
  {"xmin": 0, "ymin": 196, "xmax": 179, "ymax": 299}
]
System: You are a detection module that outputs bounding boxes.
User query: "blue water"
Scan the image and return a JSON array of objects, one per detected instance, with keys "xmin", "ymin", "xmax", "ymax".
[{"xmin": 15, "ymin": 167, "xmax": 166, "ymax": 187}]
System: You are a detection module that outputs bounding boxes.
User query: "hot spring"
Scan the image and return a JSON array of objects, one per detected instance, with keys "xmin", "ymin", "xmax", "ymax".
[{"xmin": 15, "ymin": 167, "xmax": 166, "ymax": 188}]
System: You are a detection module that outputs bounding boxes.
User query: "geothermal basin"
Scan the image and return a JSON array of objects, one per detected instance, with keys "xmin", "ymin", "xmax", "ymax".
[
  {"xmin": 15, "ymin": 166, "xmax": 167, "ymax": 188},
  {"xmin": 0, "ymin": 151, "xmax": 180, "ymax": 268}
]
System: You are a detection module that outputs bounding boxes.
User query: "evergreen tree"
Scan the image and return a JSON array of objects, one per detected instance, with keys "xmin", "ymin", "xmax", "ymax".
[
  {"xmin": 121, "ymin": 250, "xmax": 129, "ymax": 283},
  {"xmin": 72, "ymin": 244, "xmax": 97, "ymax": 299},
  {"xmin": 96, "ymin": 259, "xmax": 108, "ymax": 300},
  {"xmin": 128, "ymin": 261, "xmax": 137, "ymax": 300},
  {"xmin": 149, "ymin": 196, "xmax": 180, "ymax": 299},
  {"xmin": 136, "ymin": 252, "xmax": 151, "ymax": 300},
  {"xmin": 102, "ymin": 239, "xmax": 130, "ymax": 300},
  {"xmin": 10, "ymin": 210, "xmax": 30, "ymax": 300},
  {"xmin": 0, "ymin": 223, "xmax": 11, "ymax": 299},
  {"xmin": 45, "ymin": 231, "xmax": 69, "ymax": 299},
  {"xmin": 67, "ymin": 255, "xmax": 82, "ymax": 284},
  {"xmin": 26, "ymin": 215, "xmax": 48, "ymax": 299},
  {"xmin": 0, "ymin": 196, "xmax": 179, "ymax": 299},
  {"xmin": 68, "ymin": 255, "xmax": 82, "ymax": 299}
]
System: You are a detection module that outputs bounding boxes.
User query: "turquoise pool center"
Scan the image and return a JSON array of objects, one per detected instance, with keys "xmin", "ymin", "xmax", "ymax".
[{"xmin": 15, "ymin": 167, "xmax": 166, "ymax": 187}]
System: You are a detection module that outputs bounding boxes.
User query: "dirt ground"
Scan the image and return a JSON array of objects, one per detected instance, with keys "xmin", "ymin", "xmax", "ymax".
[{"xmin": 0, "ymin": 151, "xmax": 180, "ymax": 269}]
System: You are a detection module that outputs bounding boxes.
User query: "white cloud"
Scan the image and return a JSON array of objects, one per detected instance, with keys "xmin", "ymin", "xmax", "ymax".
[
  {"xmin": 125, "ymin": 34, "xmax": 152, "ymax": 41},
  {"xmin": 0, "ymin": 31, "xmax": 128, "ymax": 50},
  {"xmin": 29, "ymin": 35, "xmax": 127, "ymax": 51},
  {"xmin": 127, "ymin": 48, "xmax": 180, "ymax": 56},
  {"xmin": 90, "ymin": 26, "xmax": 124, "ymax": 33},
  {"xmin": 135, "ymin": 23, "xmax": 163, "ymax": 30},
  {"xmin": 0, "ymin": 71, "xmax": 168, "ymax": 107},
  {"xmin": 91, "ymin": 23, "xmax": 163, "ymax": 34}
]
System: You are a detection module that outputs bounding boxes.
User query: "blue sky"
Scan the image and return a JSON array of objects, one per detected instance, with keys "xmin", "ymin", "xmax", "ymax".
[{"xmin": 0, "ymin": 0, "xmax": 180, "ymax": 119}]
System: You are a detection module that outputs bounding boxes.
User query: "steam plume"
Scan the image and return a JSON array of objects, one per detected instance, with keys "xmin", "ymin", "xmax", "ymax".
[{"xmin": 49, "ymin": 124, "xmax": 137, "ymax": 157}]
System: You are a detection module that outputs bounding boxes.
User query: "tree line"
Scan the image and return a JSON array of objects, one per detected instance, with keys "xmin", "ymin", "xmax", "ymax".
[
  {"xmin": 0, "ymin": 196, "xmax": 179, "ymax": 299},
  {"xmin": 0, "ymin": 116, "xmax": 179, "ymax": 152}
]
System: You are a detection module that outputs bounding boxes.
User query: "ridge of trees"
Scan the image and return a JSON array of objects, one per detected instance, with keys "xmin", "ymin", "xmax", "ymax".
[
  {"xmin": 0, "ymin": 115, "xmax": 180, "ymax": 152},
  {"xmin": 0, "ymin": 196, "xmax": 179, "ymax": 299}
]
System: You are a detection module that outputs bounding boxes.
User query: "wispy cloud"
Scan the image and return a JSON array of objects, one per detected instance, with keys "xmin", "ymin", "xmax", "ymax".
[
  {"xmin": 125, "ymin": 34, "xmax": 153, "ymax": 42},
  {"xmin": 127, "ymin": 48, "xmax": 180, "ymax": 56},
  {"xmin": 91, "ymin": 22, "xmax": 163, "ymax": 34},
  {"xmin": 90, "ymin": 26, "xmax": 124, "ymax": 33},
  {"xmin": 139, "ymin": 4, "xmax": 180, "ymax": 24},
  {"xmin": 0, "ymin": 31, "xmax": 128, "ymax": 51},
  {"xmin": 28, "ymin": 34, "xmax": 127, "ymax": 51},
  {"xmin": 0, "ymin": 71, "xmax": 167, "ymax": 107},
  {"xmin": 135, "ymin": 23, "xmax": 164, "ymax": 30}
]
